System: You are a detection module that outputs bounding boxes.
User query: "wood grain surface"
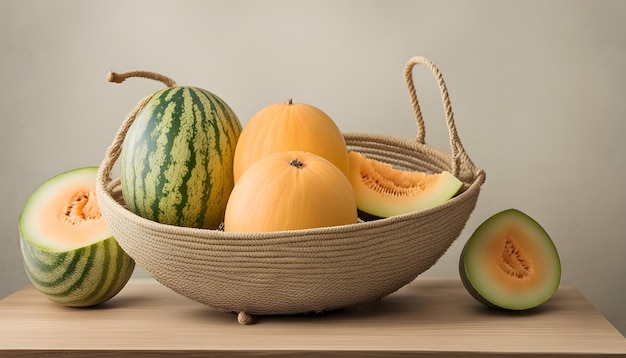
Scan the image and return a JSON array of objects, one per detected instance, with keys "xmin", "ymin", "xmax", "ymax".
[{"xmin": 1, "ymin": 278, "xmax": 624, "ymax": 357}]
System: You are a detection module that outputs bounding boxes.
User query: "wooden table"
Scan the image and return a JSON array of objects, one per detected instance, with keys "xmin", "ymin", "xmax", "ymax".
[{"xmin": 0, "ymin": 278, "xmax": 624, "ymax": 357}]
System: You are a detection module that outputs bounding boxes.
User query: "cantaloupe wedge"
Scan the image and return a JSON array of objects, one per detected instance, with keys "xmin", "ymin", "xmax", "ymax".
[{"xmin": 348, "ymin": 151, "xmax": 463, "ymax": 218}]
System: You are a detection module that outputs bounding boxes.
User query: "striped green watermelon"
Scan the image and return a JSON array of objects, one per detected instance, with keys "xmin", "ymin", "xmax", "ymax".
[
  {"xmin": 120, "ymin": 86, "xmax": 242, "ymax": 229},
  {"xmin": 19, "ymin": 167, "xmax": 135, "ymax": 307}
]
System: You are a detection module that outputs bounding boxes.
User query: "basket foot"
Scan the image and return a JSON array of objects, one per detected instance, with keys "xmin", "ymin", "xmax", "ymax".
[{"xmin": 237, "ymin": 311, "xmax": 257, "ymax": 325}]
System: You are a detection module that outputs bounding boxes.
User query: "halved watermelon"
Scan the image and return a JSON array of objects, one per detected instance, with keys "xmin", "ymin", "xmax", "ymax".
[{"xmin": 19, "ymin": 167, "xmax": 134, "ymax": 307}]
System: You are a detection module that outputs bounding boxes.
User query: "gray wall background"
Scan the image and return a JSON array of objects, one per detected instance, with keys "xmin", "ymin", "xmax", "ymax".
[{"xmin": 1, "ymin": 0, "xmax": 624, "ymax": 335}]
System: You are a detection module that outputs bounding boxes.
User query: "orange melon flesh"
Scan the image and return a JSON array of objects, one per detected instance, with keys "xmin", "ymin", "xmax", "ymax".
[
  {"xmin": 459, "ymin": 209, "xmax": 561, "ymax": 310},
  {"xmin": 20, "ymin": 167, "xmax": 111, "ymax": 251},
  {"xmin": 348, "ymin": 151, "xmax": 463, "ymax": 218}
]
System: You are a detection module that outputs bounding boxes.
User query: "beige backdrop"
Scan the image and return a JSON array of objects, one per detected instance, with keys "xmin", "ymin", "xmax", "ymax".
[{"xmin": 1, "ymin": 0, "xmax": 624, "ymax": 335}]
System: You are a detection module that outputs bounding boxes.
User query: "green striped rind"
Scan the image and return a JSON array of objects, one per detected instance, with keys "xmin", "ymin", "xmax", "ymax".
[
  {"xmin": 120, "ymin": 86, "xmax": 242, "ymax": 229},
  {"xmin": 20, "ymin": 236, "xmax": 135, "ymax": 307}
]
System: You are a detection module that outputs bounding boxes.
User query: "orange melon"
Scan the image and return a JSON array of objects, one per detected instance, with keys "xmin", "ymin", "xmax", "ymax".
[
  {"xmin": 232, "ymin": 99, "xmax": 349, "ymax": 183},
  {"xmin": 224, "ymin": 151, "xmax": 357, "ymax": 232}
]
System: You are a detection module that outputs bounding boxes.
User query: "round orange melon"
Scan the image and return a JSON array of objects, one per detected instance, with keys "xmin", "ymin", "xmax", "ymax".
[
  {"xmin": 225, "ymin": 151, "xmax": 357, "ymax": 232},
  {"xmin": 232, "ymin": 99, "xmax": 349, "ymax": 182}
]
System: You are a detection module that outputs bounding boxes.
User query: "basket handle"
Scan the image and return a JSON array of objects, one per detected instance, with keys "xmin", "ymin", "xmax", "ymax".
[
  {"xmin": 404, "ymin": 56, "xmax": 478, "ymax": 179},
  {"xmin": 98, "ymin": 70, "xmax": 176, "ymax": 186},
  {"xmin": 98, "ymin": 93, "xmax": 152, "ymax": 185}
]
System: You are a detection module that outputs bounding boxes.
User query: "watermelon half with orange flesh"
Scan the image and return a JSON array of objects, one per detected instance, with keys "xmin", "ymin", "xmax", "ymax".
[{"xmin": 18, "ymin": 167, "xmax": 134, "ymax": 307}]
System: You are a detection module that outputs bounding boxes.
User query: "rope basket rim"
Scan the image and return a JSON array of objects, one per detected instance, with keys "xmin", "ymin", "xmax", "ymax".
[{"xmin": 98, "ymin": 132, "xmax": 485, "ymax": 241}]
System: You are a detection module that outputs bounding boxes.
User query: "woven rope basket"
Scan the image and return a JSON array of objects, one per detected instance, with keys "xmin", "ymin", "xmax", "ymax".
[{"xmin": 96, "ymin": 56, "xmax": 486, "ymax": 322}]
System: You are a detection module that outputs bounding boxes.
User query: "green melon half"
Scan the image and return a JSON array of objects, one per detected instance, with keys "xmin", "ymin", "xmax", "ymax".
[
  {"xmin": 459, "ymin": 209, "xmax": 561, "ymax": 310},
  {"xmin": 348, "ymin": 151, "xmax": 463, "ymax": 218},
  {"xmin": 19, "ymin": 167, "xmax": 135, "ymax": 307}
]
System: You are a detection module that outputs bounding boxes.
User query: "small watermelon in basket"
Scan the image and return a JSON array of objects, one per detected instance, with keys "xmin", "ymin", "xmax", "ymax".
[{"xmin": 108, "ymin": 70, "xmax": 243, "ymax": 230}]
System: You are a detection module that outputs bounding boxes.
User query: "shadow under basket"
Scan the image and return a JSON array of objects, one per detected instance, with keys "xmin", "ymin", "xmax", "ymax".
[{"xmin": 95, "ymin": 56, "xmax": 486, "ymax": 323}]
